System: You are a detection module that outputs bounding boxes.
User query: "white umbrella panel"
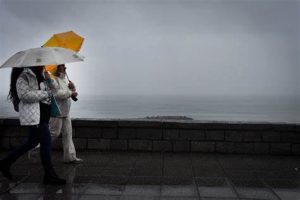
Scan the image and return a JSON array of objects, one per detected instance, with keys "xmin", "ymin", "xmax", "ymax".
[{"xmin": 0, "ymin": 47, "xmax": 84, "ymax": 68}]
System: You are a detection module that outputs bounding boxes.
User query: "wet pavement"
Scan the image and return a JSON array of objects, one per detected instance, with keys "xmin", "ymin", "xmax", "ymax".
[{"xmin": 0, "ymin": 151, "xmax": 300, "ymax": 200}]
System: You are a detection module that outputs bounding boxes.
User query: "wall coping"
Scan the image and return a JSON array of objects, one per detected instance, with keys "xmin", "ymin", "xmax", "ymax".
[{"xmin": 1, "ymin": 117, "xmax": 299, "ymax": 131}]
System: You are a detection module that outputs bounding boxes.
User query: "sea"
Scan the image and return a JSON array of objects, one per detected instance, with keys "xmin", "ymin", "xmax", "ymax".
[{"xmin": 0, "ymin": 95, "xmax": 299, "ymax": 123}]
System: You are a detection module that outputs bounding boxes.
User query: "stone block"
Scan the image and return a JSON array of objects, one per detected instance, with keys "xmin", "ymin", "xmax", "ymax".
[
  {"xmin": 271, "ymin": 124, "xmax": 296, "ymax": 131},
  {"xmin": 119, "ymin": 120, "xmax": 162, "ymax": 128},
  {"xmin": 0, "ymin": 138, "xmax": 10, "ymax": 149},
  {"xmin": 72, "ymin": 119, "xmax": 118, "ymax": 127},
  {"xmin": 262, "ymin": 131, "xmax": 280, "ymax": 142},
  {"xmin": 102, "ymin": 128, "xmax": 118, "ymax": 139},
  {"xmin": 235, "ymin": 143, "xmax": 254, "ymax": 154},
  {"xmin": 153, "ymin": 141, "xmax": 172, "ymax": 152},
  {"xmin": 241, "ymin": 123, "xmax": 272, "ymax": 131},
  {"xmin": 128, "ymin": 140, "xmax": 152, "ymax": 151},
  {"xmin": 296, "ymin": 125, "xmax": 300, "ymax": 132},
  {"xmin": 243, "ymin": 131, "xmax": 261, "ymax": 142},
  {"xmin": 225, "ymin": 131, "xmax": 242, "ymax": 142},
  {"xmin": 1, "ymin": 127, "xmax": 29, "ymax": 137},
  {"xmin": 88, "ymin": 139, "xmax": 111, "ymax": 150},
  {"xmin": 205, "ymin": 130, "xmax": 224, "ymax": 141},
  {"xmin": 118, "ymin": 128, "xmax": 137, "ymax": 139},
  {"xmin": 223, "ymin": 123, "xmax": 244, "ymax": 130},
  {"xmin": 163, "ymin": 129, "xmax": 179, "ymax": 140},
  {"xmin": 173, "ymin": 141, "xmax": 190, "ymax": 152},
  {"xmin": 292, "ymin": 144, "xmax": 300, "ymax": 155},
  {"xmin": 3, "ymin": 118, "xmax": 20, "ymax": 126},
  {"xmin": 111, "ymin": 140, "xmax": 128, "ymax": 150},
  {"xmin": 163, "ymin": 122, "xmax": 184, "ymax": 129},
  {"xmin": 204, "ymin": 123, "xmax": 231, "ymax": 130},
  {"xmin": 10, "ymin": 137, "xmax": 26, "ymax": 148},
  {"xmin": 281, "ymin": 132, "xmax": 300, "ymax": 143},
  {"xmin": 75, "ymin": 127, "xmax": 102, "ymax": 138},
  {"xmin": 216, "ymin": 142, "xmax": 235, "ymax": 153},
  {"xmin": 191, "ymin": 142, "xmax": 215, "ymax": 152},
  {"xmin": 270, "ymin": 143, "xmax": 291, "ymax": 155},
  {"xmin": 73, "ymin": 138, "xmax": 87, "ymax": 150},
  {"xmin": 165, "ymin": 122, "xmax": 233, "ymax": 130},
  {"xmin": 179, "ymin": 129, "xmax": 205, "ymax": 140},
  {"xmin": 136, "ymin": 128, "xmax": 162, "ymax": 140},
  {"xmin": 52, "ymin": 138, "xmax": 63, "ymax": 150},
  {"xmin": 71, "ymin": 128, "xmax": 76, "ymax": 137},
  {"xmin": 254, "ymin": 143, "xmax": 269, "ymax": 154}
]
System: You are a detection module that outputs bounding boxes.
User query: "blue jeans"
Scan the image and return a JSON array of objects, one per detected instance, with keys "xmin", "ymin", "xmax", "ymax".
[{"xmin": 3, "ymin": 122, "xmax": 53, "ymax": 172}]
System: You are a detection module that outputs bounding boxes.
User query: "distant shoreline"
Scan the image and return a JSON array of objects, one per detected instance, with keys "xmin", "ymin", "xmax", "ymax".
[
  {"xmin": 0, "ymin": 117, "xmax": 299, "ymax": 125},
  {"xmin": 1, "ymin": 94, "xmax": 299, "ymax": 123}
]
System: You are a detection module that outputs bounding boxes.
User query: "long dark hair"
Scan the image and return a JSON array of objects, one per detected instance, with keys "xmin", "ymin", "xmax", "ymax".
[{"xmin": 7, "ymin": 68, "xmax": 24, "ymax": 103}]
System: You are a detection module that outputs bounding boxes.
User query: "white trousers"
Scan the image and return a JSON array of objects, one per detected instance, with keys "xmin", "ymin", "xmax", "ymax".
[{"xmin": 49, "ymin": 116, "xmax": 77, "ymax": 162}]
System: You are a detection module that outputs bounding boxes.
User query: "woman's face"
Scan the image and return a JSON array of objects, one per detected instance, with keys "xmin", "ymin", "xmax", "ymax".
[{"xmin": 57, "ymin": 65, "xmax": 66, "ymax": 74}]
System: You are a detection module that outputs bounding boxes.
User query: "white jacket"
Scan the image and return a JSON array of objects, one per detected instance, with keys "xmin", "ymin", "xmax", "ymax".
[
  {"xmin": 16, "ymin": 68, "xmax": 50, "ymax": 126},
  {"xmin": 52, "ymin": 75, "xmax": 72, "ymax": 117}
]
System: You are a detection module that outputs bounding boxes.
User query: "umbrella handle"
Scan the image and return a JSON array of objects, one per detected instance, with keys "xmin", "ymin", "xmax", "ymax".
[
  {"xmin": 71, "ymin": 96, "xmax": 78, "ymax": 101},
  {"xmin": 65, "ymin": 72, "xmax": 78, "ymax": 102}
]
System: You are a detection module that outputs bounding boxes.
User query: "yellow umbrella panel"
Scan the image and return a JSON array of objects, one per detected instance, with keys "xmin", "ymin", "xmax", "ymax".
[
  {"xmin": 43, "ymin": 31, "xmax": 84, "ymax": 52},
  {"xmin": 43, "ymin": 31, "xmax": 84, "ymax": 73}
]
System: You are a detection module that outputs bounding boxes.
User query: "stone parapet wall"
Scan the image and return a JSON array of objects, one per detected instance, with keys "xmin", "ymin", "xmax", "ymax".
[{"xmin": 0, "ymin": 118, "xmax": 299, "ymax": 155}]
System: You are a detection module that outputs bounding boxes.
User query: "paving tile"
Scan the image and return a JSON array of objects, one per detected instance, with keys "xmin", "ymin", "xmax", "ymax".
[
  {"xmin": 105, "ymin": 157, "xmax": 136, "ymax": 168},
  {"xmin": 80, "ymin": 194, "xmax": 121, "ymax": 200},
  {"xmin": 100, "ymin": 168, "xmax": 132, "ymax": 177},
  {"xmin": 133, "ymin": 166, "xmax": 162, "ymax": 176},
  {"xmin": 200, "ymin": 198, "xmax": 238, "ymax": 200},
  {"xmin": 196, "ymin": 178, "xmax": 237, "ymax": 198},
  {"xmin": 163, "ymin": 165, "xmax": 193, "ymax": 177},
  {"xmin": 123, "ymin": 185, "xmax": 160, "ymax": 196},
  {"xmin": 91, "ymin": 176, "xmax": 128, "ymax": 185},
  {"xmin": 76, "ymin": 166, "xmax": 104, "ymax": 176},
  {"xmin": 193, "ymin": 168, "xmax": 226, "ymax": 177},
  {"xmin": 1, "ymin": 151, "xmax": 300, "ymax": 200},
  {"xmin": 254, "ymin": 169, "xmax": 299, "ymax": 179},
  {"xmin": 160, "ymin": 197, "xmax": 199, "ymax": 200},
  {"xmin": 231, "ymin": 179, "xmax": 278, "ymax": 200},
  {"xmin": 161, "ymin": 177, "xmax": 194, "ymax": 185},
  {"xmin": 0, "ymin": 194, "xmax": 41, "ymax": 200},
  {"xmin": 10, "ymin": 182, "xmax": 44, "ymax": 194},
  {"xmin": 161, "ymin": 185, "xmax": 198, "ymax": 197},
  {"xmin": 126, "ymin": 176, "xmax": 161, "ymax": 185},
  {"xmin": 64, "ymin": 183, "xmax": 90, "ymax": 194},
  {"xmin": 272, "ymin": 189, "xmax": 300, "ymax": 200},
  {"xmin": 84, "ymin": 183, "xmax": 125, "ymax": 195},
  {"xmin": 263, "ymin": 178, "xmax": 300, "ymax": 189},
  {"xmin": 217, "ymin": 155, "xmax": 250, "ymax": 170},
  {"xmin": 121, "ymin": 195, "xmax": 159, "ymax": 200},
  {"xmin": 224, "ymin": 169, "xmax": 257, "ymax": 179}
]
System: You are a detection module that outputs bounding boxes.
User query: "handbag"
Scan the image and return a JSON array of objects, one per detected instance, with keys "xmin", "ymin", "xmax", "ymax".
[{"xmin": 50, "ymin": 96, "xmax": 61, "ymax": 117}]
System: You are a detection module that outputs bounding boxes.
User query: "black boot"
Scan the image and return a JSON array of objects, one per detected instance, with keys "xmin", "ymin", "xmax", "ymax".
[
  {"xmin": 43, "ymin": 167, "xmax": 66, "ymax": 185},
  {"xmin": 0, "ymin": 160, "xmax": 13, "ymax": 179}
]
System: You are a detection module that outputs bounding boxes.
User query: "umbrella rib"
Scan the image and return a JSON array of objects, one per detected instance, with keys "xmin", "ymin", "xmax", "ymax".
[
  {"xmin": 51, "ymin": 48, "xmax": 62, "ymax": 65},
  {"xmin": 18, "ymin": 50, "xmax": 28, "ymax": 68}
]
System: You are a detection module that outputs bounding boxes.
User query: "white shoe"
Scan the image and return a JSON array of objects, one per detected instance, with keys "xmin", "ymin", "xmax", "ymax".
[
  {"xmin": 28, "ymin": 148, "xmax": 39, "ymax": 161},
  {"xmin": 64, "ymin": 158, "xmax": 83, "ymax": 164}
]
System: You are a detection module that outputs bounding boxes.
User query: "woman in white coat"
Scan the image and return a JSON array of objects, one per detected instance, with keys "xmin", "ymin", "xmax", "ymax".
[
  {"xmin": 0, "ymin": 66, "xmax": 66, "ymax": 185},
  {"xmin": 50, "ymin": 64, "xmax": 83, "ymax": 163}
]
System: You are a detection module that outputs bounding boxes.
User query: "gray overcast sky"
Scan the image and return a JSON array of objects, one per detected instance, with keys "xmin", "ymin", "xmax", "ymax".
[{"xmin": 0, "ymin": 0, "xmax": 299, "ymax": 97}]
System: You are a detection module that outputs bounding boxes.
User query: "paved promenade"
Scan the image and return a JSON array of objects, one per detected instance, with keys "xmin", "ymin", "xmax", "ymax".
[{"xmin": 0, "ymin": 151, "xmax": 300, "ymax": 200}]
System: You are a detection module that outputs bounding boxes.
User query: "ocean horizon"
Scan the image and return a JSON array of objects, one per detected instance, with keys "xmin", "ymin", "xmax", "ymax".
[{"xmin": 0, "ymin": 94, "xmax": 299, "ymax": 123}]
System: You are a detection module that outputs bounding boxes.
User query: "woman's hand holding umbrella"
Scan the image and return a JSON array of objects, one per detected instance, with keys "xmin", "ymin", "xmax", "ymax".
[{"xmin": 68, "ymin": 80, "xmax": 78, "ymax": 101}]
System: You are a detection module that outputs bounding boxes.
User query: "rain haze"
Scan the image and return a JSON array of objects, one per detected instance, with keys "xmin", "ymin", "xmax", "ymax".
[{"xmin": 0, "ymin": 0, "xmax": 299, "ymax": 121}]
